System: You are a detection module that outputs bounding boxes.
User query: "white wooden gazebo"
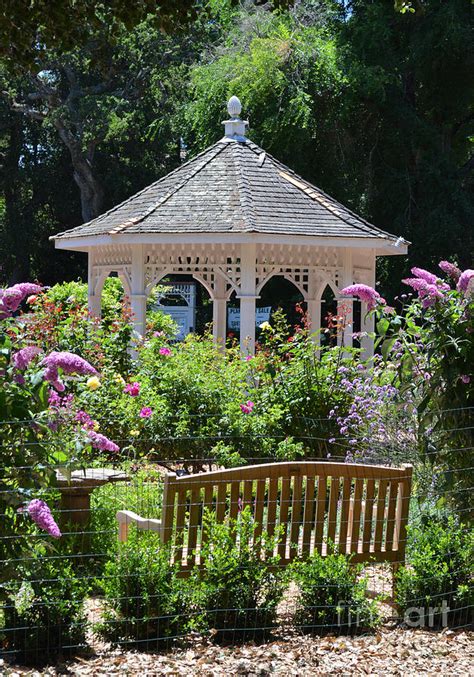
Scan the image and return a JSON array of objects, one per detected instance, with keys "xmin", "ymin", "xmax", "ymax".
[{"xmin": 52, "ymin": 96, "xmax": 407, "ymax": 356}]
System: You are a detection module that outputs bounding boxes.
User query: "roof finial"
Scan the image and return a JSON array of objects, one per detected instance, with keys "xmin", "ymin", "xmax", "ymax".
[
  {"xmin": 227, "ymin": 95, "xmax": 242, "ymax": 118},
  {"xmin": 222, "ymin": 95, "xmax": 248, "ymax": 142}
]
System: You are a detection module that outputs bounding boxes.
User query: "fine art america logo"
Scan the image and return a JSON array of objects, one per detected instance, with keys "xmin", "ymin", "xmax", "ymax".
[{"xmin": 337, "ymin": 600, "xmax": 451, "ymax": 628}]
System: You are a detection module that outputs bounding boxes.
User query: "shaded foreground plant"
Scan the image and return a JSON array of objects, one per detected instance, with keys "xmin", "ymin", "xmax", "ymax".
[
  {"xmin": 395, "ymin": 512, "xmax": 473, "ymax": 629},
  {"xmin": 290, "ymin": 550, "xmax": 380, "ymax": 634},
  {"xmin": 188, "ymin": 508, "xmax": 285, "ymax": 642},
  {"xmin": 1, "ymin": 556, "xmax": 88, "ymax": 665}
]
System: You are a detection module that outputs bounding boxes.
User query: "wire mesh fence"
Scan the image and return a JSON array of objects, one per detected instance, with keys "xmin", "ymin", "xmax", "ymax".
[{"xmin": 1, "ymin": 412, "xmax": 473, "ymax": 667}]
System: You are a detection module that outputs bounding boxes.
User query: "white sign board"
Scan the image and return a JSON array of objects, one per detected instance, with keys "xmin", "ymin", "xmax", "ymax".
[{"xmin": 227, "ymin": 307, "xmax": 271, "ymax": 330}]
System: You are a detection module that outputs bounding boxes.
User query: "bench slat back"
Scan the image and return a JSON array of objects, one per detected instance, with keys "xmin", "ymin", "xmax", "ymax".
[{"xmin": 159, "ymin": 461, "xmax": 412, "ymax": 573}]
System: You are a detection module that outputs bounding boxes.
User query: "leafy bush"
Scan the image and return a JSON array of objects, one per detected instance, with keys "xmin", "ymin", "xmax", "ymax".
[
  {"xmin": 188, "ymin": 509, "xmax": 285, "ymax": 642},
  {"xmin": 395, "ymin": 512, "xmax": 473, "ymax": 628},
  {"xmin": 99, "ymin": 532, "xmax": 188, "ymax": 648},
  {"xmin": 1, "ymin": 557, "xmax": 88, "ymax": 665},
  {"xmin": 290, "ymin": 551, "xmax": 380, "ymax": 634}
]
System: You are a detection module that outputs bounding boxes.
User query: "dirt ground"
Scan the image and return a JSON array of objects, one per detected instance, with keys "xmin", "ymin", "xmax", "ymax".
[{"xmin": 2, "ymin": 627, "xmax": 472, "ymax": 676}]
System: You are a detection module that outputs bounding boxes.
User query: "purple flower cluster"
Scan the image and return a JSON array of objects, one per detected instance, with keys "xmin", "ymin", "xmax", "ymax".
[
  {"xmin": 124, "ymin": 382, "xmax": 140, "ymax": 396},
  {"xmin": 75, "ymin": 409, "xmax": 96, "ymax": 430},
  {"xmin": 27, "ymin": 499, "xmax": 61, "ymax": 538},
  {"xmin": 329, "ymin": 375, "xmax": 405, "ymax": 461},
  {"xmin": 340, "ymin": 284, "xmax": 384, "ymax": 310},
  {"xmin": 438, "ymin": 261, "xmax": 461, "ymax": 282},
  {"xmin": 41, "ymin": 351, "xmax": 97, "ymax": 391},
  {"xmin": 87, "ymin": 430, "xmax": 119, "ymax": 453},
  {"xmin": 402, "ymin": 267, "xmax": 449, "ymax": 308},
  {"xmin": 12, "ymin": 345, "xmax": 43, "ymax": 371},
  {"xmin": 240, "ymin": 400, "xmax": 254, "ymax": 414},
  {"xmin": 457, "ymin": 269, "xmax": 474, "ymax": 295},
  {"xmin": 0, "ymin": 283, "xmax": 42, "ymax": 319}
]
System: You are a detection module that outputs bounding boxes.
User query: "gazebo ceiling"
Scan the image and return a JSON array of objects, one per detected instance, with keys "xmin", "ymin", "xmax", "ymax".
[{"xmin": 52, "ymin": 98, "xmax": 407, "ymax": 256}]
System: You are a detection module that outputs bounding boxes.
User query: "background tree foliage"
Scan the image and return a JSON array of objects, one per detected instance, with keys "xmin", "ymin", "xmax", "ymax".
[{"xmin": 0, "ymin": 0, "xmax": 472, "ymax": 294}]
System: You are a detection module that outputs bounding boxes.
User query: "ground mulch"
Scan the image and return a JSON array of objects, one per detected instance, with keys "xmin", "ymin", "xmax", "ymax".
[{"xmin": 2, "ymin": 627, "xmax": 472, "ymax": 676}]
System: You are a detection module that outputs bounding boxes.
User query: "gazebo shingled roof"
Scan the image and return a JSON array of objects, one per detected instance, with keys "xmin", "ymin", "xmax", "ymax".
[
  {"xmin": 54, "ymin": 138, "xmax": 398, "ymax": 243},
  {"xmin": 52, "ymin": 96, "xmax": 408, "ymax": 355}
]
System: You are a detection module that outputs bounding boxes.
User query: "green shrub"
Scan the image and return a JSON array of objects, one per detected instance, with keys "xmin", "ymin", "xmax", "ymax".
[
  {"xmin": 290, "ymin": 551, "xmax": 380, "ymax": 634},
  {"xmin": 189, "ymin": 508, "xmax": 285, "ymax": 642},
  {"xmin": 1, "ymin": 557, "xmax": 88, "ymax": 665},
  {"xmin": 99, "ymin": 531, "xmax": 188, "ymax": 648},
  {"xmin": 395, "ymin": 513, "xmax": 473, "ymax": 628}
]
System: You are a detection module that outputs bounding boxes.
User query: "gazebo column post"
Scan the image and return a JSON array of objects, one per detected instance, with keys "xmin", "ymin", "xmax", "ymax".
[
  {"xmin": 212, "ymin": 272, "xmax": 227, "ymax": 347},
  {"xmin": 87, "ymin": 251, "xmax": 101, "ymax": 319},
  {"xmin": 360, "ymin": 252, "xmax": 376, "ymax": 359},
  {"xmin": 306, "ymin": 274, "xmax": 321, "ymax": 346},
  {"xmin": 239, "ymin": 242, "xmax": 257, "ymax": 355},
  {"xmin": 339, "ymin": 249, "xmax": 353, "ymax": 351},
  {"xmin": 130, "ymin": 245, "xmax": 147, "ymax": 339}
]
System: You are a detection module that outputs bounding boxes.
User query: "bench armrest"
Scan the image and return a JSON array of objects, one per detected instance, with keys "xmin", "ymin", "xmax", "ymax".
[{"xmin": 116, "ymin": 510, "xmax": 162, "ymax": 542}]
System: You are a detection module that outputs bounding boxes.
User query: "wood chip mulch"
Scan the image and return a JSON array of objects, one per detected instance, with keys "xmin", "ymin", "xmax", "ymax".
[{"xmin": 2, "ymin": 627, "xmax": 473, "ymax": 676}]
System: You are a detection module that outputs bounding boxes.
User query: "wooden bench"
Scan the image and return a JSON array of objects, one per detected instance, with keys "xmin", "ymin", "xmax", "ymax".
[{"xmin": 116, "ymin": 461, "xmax": 412, "ymax": 577}]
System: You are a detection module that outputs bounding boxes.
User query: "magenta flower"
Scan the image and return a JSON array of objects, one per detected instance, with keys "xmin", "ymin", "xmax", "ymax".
[
  {"xmin": 240, "ymin": 400, "xmax": 254, "ymax": 414},
  {"xmin": 124, "ymin": 382, "xmax": 140, "ymax": 396},
  {"xmin": 410, "ymin": 267, "xmax": 439, "ymax": 285},
  {"xmin": 12, "ymin": 345, "xmax": 42, "ymax": 371},
  {"xmin": 159, "ymin": 347, "xmax": 172, "ymax": 356},
  {"xmin": 457, "ymin": 269, "xmax": 474, "ymax": 294},
  {"xmin": 27, "ymin": 499, "xmax": 61, "ymax": 538},
  {"xmin": 41, "ymin": 351, "xmax": 97, "ymax": 391},
  {"xmin": 75, "ymin": 409, "xmax": 96, "ymax": 430},
  {"xmin": 0, "ymin": 283, "xmax": 42, "ymax": 319},
  {"xmin": 402, "ymin": 278, "xmax": 445, "ymax": 307},
  {"xmin": 439, "ymin": 261, "xmax": 461, "ymax": 282},
  {"xmin": 139, "ymin": 406, "xmax": 153, "ymax": 418},
  {"xmin": 87, "ymin": 430, "xmax": 120, "ymax": 453},
  {"xmin": 460, "ymin": 375, "xmax": 471, "ymax": 384},
  {"xmin": 340, "ymin": 284, "xmax": 381, "ymax": 310}
]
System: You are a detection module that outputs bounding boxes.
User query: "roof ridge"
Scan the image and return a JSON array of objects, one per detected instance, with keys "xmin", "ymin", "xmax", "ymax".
[
  {"xmin": 107, "ymin": 142, "xmax": 228, "ymax": 235},
  {"xmin": 230, "ymin": 142, "xmax": 257, "ymax": 232}
]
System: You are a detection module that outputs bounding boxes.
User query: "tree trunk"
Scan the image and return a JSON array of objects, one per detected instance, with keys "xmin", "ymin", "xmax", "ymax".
[{"xmin": 55, "ymin": 123, "xmax": 104, "ymax": 223}]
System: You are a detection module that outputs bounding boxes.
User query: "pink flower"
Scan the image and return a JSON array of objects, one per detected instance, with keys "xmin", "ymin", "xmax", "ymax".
[
  {"xmin": 402, "ymin": 278, "xmax": 445, "ymax": 307},
  {"xmin": 410, "ymin": 267, "xmax": 439, "ymax": 285},
  {"xmin": 439, "ymin": 261, "xmax": 461, "ymax": 282},
  {"xmin": 75, "ymin": 409, "xmax": 95, "ymax": 430},
  {"xmin": 245, "ymin": 355, "xmax": 253, "ymax": 361},
  {"xmin": 159, "ymin": 347, "xmax": 171, "ymax": 356},
  {"xmin": 0, "ymin": 283, "xmax": 42, "ymax": 319},
  {"xmin": 139, "ymin": 406, "xmax": 153, "ymax": 418},
  {"xmin": 124, "ymin": 382, "xmax": 140, "ymax": 396},
  {"xmin": 460, "ymin": 375, "xmax": 471, "ymax": 384},
  {"xmin": 87, "ymin": 430, "xmax": 120, "ymax": 453},
  {"xmin": 457, "ymin": 269, "xmax": 474, "ymax": 294},
  {"xmin": 12, "ymin": 346, "xmax": 42, "ymax": 370},
  {"xmin": 41, "ymin": 351, "xmax": 97, "ymax": 391},
  {"xmin": 27, "ymin": 499, "xmax": 61, "ymax": 538},
  {"xmin": 340, "ymin": 284, "xmax": 381, "ymax": 310},
  {"xmin": 240, "ymin": 400, "xmax": 254, "ymax": 414}
]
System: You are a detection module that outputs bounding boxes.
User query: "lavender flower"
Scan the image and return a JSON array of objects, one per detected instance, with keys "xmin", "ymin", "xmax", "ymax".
[
  {"xmin": 27, "ymin": 499, "xmax": 61, "ymax": 538},
  {"xmin": 410, "ymin": 267, "xmax": 439, "ymax": 285},
  {"xmin": 12, "ymin": 346, "xmax": 42, "ymax": 371},
  {"xmin": 457, "ymin": 269, "xmax": 474, "ymax": 295},
  {"xmin": 340, "ymin": 284, "xmax": 381, "ymax": 310},
  {"xmin": 41, "ymin": 351, "xmax": 97, "ymax": 391},
  {"xmin": 87, "ymin": 430, "xmax": 120, "ymax": 453},
  {"xmin": 439, "ymin": 261, "xmax": 461, "ymax": 282},
  {"xmin": 0, "ymin": 283, "xmax": 42, "ymax": 319}
]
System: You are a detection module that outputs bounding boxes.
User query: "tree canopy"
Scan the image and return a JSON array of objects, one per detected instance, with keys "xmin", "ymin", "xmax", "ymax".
[{"xmin": 0, "ymin": 0, "xmax": 472, "ymax": 293}]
